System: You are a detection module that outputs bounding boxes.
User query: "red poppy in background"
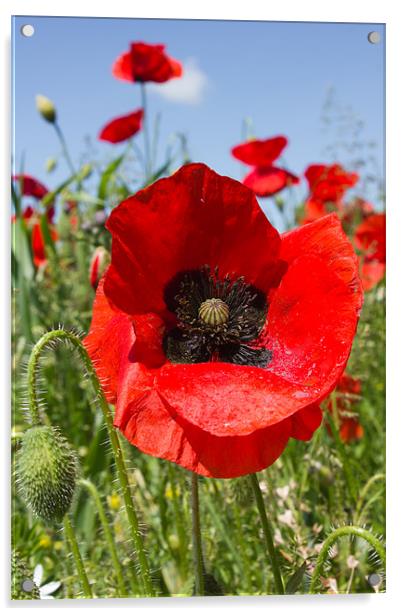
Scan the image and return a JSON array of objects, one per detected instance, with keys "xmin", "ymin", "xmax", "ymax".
[
  {"xmin": 328, "ymin": 374, "xmax": 364, "ymax": 443},
  {"xmin": 12, "ymin": 174, "xmax": 50, "ymax": 200},
  {"xmin": 89, "ymin": 247, "xmax": 110, "ymax": 290},
  {"xmin": 112, "ymin": 42, "xmax": 183, "ymax": 84},
  {"xmin": 31, "ymin": 223, "xmax": 58, "ymax": 268},
  {"xmin": 84, "ymin": 163, "xmax": 363, "ymax": 478},
  {"xmin": 354, "ymin": 213, "xmax": 386, "ymax": 291},
  {"xmin": 231, "ymin": 136, "xmax": 299, "ymax": 197},
  {"xmin": 99, "ymin": 109, "xmax": 144, "ymax": 144},
  {"xmin": 301, "ymin": 164, "xmax": 359, "ymax": 223}
]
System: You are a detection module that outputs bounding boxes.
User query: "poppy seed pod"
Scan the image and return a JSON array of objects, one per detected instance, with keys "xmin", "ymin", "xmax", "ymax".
[
  {"xmin": 17, "ymin": 426, "xmax": 78, "ymax": 522},
  {"xmin": 35, "ymin": 94, "xmax": 57, "ymax": 124}
]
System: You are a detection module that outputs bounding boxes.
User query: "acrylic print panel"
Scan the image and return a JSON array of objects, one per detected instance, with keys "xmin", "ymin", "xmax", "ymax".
[{"xmin": 11, "ymin": 16, "xmax": 385, "ymax": 600}]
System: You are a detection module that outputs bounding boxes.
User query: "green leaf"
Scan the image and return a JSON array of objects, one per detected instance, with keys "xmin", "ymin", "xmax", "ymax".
[
  {"xmin": 97, "ymin": 154, "xmax": 125, "ymax": 201},
  {"xmin": 285, "ymin": 561, "xmax": 307, "ymax": 594},
  {"xmin": 41, "ymin": 173, "xmax": 78, "ymax": 206},
  {"xmin": 63, "ymin": 191, "xmax": 105, "ymax": 206}
]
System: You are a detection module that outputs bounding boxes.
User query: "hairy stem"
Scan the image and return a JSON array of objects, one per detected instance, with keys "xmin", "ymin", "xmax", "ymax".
[
  {"xmin": 249, "ymin": 473, "xmax": 284, "ymax": 595},
  {"xmin": 63, "ymin": 514, "xmax": 93, "ymax": 598},
  {"xmin": 78, "ymin": 479, "xmax": 127, "ymax": 597},
  {"xmin": 54, "ymin": 123, "xmax": 76, "ymax": 176},
  {"xmin": 26, "ymin": 328, "xmax": 155, "ymax": 597},
  {"xmin": 309, "ymin": 525, "xmax": 386, "ymax": 593},
  {"xmin": 191, "ymin": 472, "xmax": 205, "ymax": 595}
]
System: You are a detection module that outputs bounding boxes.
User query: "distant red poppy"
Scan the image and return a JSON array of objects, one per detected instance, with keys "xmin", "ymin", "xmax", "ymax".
[
  {"xmin": 31, "ymin": 223, "xmax": 58, "ymax": 268},
  {"xmin": 112, "ymin": 42, "xmax": 182, "ymax": 84},
  {"xmin": 328, "ymin": 374, "xmax": 364, "ymax": 443},
  {"xmin": 301, "ymin": 164, "xmax": 359, "ymax": 224},
  {"xmin": 243, "ymin": 166, "xmax": 299, "ymax": 197},
  {"xmin": 354, "ymin": 213, "xmax": 385, "ymax": 291},
  {"xmin": 12, "ymin": 174, "xmax": 49, "ymax": 200},
  {"xmin": 231, "ymin": 136, "xmax": 288, "ymax": 166},
  {"xmin": 84, "ymin": 163, "xmax": 363, "ymax": 478},
  {"xmin": 231, "ymin": 136, "xmax": 299, "ymax": 198},
  {"xmin": 99, "ymin": 109, "xmax": 144, "ymax": 144},
  {"xmin": 305, "ymin": 164, "xmax": 359, "ymax": 203}
]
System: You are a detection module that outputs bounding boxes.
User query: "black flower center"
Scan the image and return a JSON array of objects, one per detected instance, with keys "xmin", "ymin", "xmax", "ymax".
[{"xmin": 163, "ymin": 265, "xmax": 272, "ymax": 367}]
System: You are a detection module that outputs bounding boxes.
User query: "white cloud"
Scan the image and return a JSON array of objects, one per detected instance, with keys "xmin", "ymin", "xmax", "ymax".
[{"xmin": 150, "ymin": 58, "xmax": 208, "ymax": 105}]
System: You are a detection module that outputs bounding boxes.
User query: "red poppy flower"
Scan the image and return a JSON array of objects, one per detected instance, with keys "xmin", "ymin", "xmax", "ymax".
[
  {"xmin": 231, "ymin": 136, "xmax": 299, "ymax": 198},
  {"xmin": 12, "ymin": 174, "xmax": 49, "ymax": 200},
  {"xmin": 112, "ymin": 42, "xmax": 182, "ymax": 84},
  {"xmin": 327, "ymin": 374, "xmax": 364, "ymax": 443},
  {"xmin": 305, "ymin": 164, "xmax": 359, "ymax": 203},
  {"xmin": 231, "ymin": 136, "xmax": 288, "ymax": 166},
  {"xmin": 354, "ymin": 213, "xmax": 385, "ymax": 291},
  {"xmin": 84, "ymin": 163, "xmax": 363, "ymax": 478},
  {"xmin": 243, "ymin": 166, "xmax": 299, "ymax": 197},
  {"xmin": 99, "ymin": 109, "xmax": 144, "ymax": 144},
  {"xmin": 31, "ymin": 223, "xmax": 58, "ymax": 268}
]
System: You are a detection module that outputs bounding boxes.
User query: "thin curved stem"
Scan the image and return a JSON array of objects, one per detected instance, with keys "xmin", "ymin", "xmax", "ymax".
[
  {"xmin": 249, "ymin": 473, "xmax": 284, "ymax": 595},
  {"xmin": 26, "ymin": 328, "xmax": 155, "ymax": 597},
  {"xmin": 140, "ymin": 83, "xmax": 152, "ymax": 180},
  {"xmin": 78, "ymin": 479, "xmax": 127, "ymax": 597},
  {"xmin": 63, "ymin": 514, "xmax": 93, "ymax": 598},
  {"xmin": 191, "ymin": 472, "xmax": 204, "ymax": 596},
  {"xmin": 309, "ymin": 525, "xmax": 386, "ymax": 593},
  {"xmin": 355, "ymin": 473, "xmax": 385, "ymax": 523},
  {"xmin": 54, "ymin": 123, "xmax": 76, "ymax": 176},
  {"xmin": 326, "ymin": 394, "xmax": 358, "ymax": 504}
]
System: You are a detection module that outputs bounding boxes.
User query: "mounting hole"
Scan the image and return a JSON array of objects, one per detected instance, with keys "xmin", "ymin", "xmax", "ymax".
[
  {"xmin": 21, "ymin": 579, "xmax": 35, "ymax": 592},
  {"xmin": 367, "ymin": 572, "xmax": 382, "ymax": 587},
  {"xmin": 368, "ymin": 31, "xmax": 381, "ymax": 44},
  {"xmin": 21, "ymin": 24, "xmax": 35, "ymax": 38}
]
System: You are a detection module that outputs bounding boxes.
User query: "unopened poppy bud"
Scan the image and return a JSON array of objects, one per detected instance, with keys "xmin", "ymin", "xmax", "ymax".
[
  {"xmin": 36, "ymin": 94, "xmax": 57, "ymax": 124},
  {"xmin": 89, "ymin": 246, "xmax": 110, "ymax": 289},
  {"xmin": 17, "ymin": 426, "xmax": 78, "ymax": 522},
  {"xmin": 46, "ymin": 157, "xmax": 57, "ymax": 173},
  {"xmin": 78, "ymin": 163, "xmax": 93, "ymax": 180}
]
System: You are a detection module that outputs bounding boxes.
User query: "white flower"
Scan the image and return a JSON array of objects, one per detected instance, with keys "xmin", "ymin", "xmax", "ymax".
[{"xmin": 33, "ymin": 564, "xmax": 61, "ymax": 599}]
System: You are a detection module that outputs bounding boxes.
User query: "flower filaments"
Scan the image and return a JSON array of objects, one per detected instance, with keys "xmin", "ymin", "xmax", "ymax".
[{"xmin": 163, "ymin": 265, "xmax": 272, "ymax": 367}]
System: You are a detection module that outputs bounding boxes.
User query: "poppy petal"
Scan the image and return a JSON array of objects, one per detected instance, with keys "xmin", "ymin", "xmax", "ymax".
[
  {"xmin": 99, "ymin": 109, "xmax": 143, "ymax": 144},
  {"xmin": 231, "ymin": 136, "xmax": 288, "ymax": 166},
  {"xmin": 113, "ymin": 358, "xmax": 293, "ymax": 477},
  {"xmin": 243, "ymin": 166, "xmax": 299, "ymax": 197},
  {"xmin": 13, "ymin": 174, "xmax": 49, "ymax": 200},
  {"xmin": 104, "ymin": 163, "xmax": 282, "ymax": 317},
  {"xmin": 361, "ymin": 261, "xmax": 386, "ymax": 291},
  {"xmin": 290, "ymin": 404, "xmax": 322, "ymax": 441}
]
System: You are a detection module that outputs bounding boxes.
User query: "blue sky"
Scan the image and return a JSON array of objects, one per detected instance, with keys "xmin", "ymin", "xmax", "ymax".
[{"xmin": 12, "ymin": 16, "xmax": 385, "ymax": 218}]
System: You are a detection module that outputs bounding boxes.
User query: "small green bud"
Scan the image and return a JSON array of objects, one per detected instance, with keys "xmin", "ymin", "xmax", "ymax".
[
  {"xmin": 17, "ymin": 426, "xmax": 78, "ymax": 522},
  {"xmin": 36, "ymin": 94, "xmax": 57, "ymax": 124},
  {"xmin": 45, "ymin": 157, "xmax": 57, "ymax": 173},
  {"xmin": 78, "ymin": 163, "xmax": 93, "ymax": 180},
  {"xmin": 11, "ymin": 550, "xmax": 40, "ymax": 600}
]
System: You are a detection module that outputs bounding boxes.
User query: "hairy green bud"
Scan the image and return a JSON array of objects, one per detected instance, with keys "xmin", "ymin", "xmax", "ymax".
[
  {"xmin": 17, "ymin": 426, "xmax": 78, "ymax": 522},
  {"xmin": 36, "ymin": 94, "xmax": 57, "ymax": 124},
  {"xmin": 11, "ymin": 550, "xmax": 40, "ymax": 600}
]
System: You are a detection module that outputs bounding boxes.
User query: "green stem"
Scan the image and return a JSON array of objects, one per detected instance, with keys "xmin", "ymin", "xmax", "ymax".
[
  {"xmin": 309, "ymin": 525, "xmax": 386, "ymax": 593},
  {"xmin": 26, "ymin": 328, "xmax": 155, "ymax": 597},
  {"xmin": 191, "ymin": 472, "xmax": 204, "ymax": 596},
  {"xmin": 167, "ymin": 464, "xmax": 187, "ymax": 575},
  {"xmin": 355, "ymin": 473, "xmax": 385, "ymax": 523},
  {"xmin": 327, "ymin": 394, "xmax": 358, "ymax": 504},
  {"xmin": 249, "ymin": 473, "xmax": 284, "ymax": 595},
  {"xmin": 140, "ymin": 83, "xmax": 152, "ymax": 180},
  {"xmin": 63, "ymin": 514, "xmax": 93, "ymax": 598},
  {"xmin": 78, "ymin": 479, "xmax": 127, "ymax": 597},
  {"xmin": 54, "ymin": 123, "xmax": 76, "ymax": 176}
]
